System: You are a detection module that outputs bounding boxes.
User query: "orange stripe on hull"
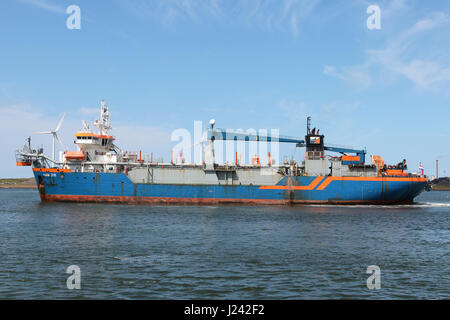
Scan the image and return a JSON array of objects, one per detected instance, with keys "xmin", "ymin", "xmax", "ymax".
[
  {"xmin": 316, "ymin": 176, "xmax": 427, "ymax": 191},
  {"xmin": 259, "ymin": 176, "xmax": 324, "ymax": 190}
]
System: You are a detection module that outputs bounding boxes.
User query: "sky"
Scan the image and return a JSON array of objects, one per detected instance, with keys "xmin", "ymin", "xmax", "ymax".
[{"xmin": 1, "ymin": 0, "xmax": 449, "ymax": 178}]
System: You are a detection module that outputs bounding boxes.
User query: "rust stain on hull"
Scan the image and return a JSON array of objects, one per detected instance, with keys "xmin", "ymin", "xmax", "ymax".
[{"xmin": 41, "ymin": 194, "xmax": 415, "ymax": 206}]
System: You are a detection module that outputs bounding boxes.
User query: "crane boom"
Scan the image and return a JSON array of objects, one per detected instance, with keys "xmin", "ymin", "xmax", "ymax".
[
  {"xmin": 208, "ymin": 128, "xmax": 306, "ymax": 146},
  {"xmin": 207, "ymin": 120, "xmax": 366, "ymax": 164},
  {"xmin": 324, "ymin": 146, "xmax": 366, "ymax": 163}
]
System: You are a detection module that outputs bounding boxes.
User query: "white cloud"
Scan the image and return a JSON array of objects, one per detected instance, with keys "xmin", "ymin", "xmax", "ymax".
[
  {"xmin": 323, "ymin": 64, "xmax": 372, "ymax": 90},
  {"xmin": 358, "ymin": 0, "xmax": 408, "ymax": 18},
  {"xmin": 277, "ymin": 100, "xmax": 307, "ymax": 122},
  {"xmin": 393, "ymin": 59, "xmax": 450, "ymax": 90},
  {"xmin": 383, "ymin": 0, "xmax": 407, "ymax": 16},
  {"xmin": 324, "ymin": 11, "xmax": 450, "ymax": 92},
  {"xmin": 78, "ymin": 107, "xmax": 99, "ymax": 116},
  {"xmin": 406, "ymin": 11, "xmax": 448, "ymax": 36},
  {"xmin": 282, "ymin": 0, "xmax": 320, "ymax": 37},
  {"xmin": 17, "ymin": 0, "xmax": 65, "ymax": 14},
  {"xmin": 116, "ymin": 0, "xmax": 320, "ymax": 37}
]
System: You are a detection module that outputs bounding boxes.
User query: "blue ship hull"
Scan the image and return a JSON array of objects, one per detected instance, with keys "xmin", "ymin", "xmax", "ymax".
[{"xmin": 33, "ymin": 169, "xmax": 427, "ymax": 205}]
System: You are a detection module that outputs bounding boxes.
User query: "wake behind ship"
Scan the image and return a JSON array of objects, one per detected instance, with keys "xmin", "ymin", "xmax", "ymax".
[{"xmin": 16, "ymin": 100, "xmax": 428, "ymax": 205}]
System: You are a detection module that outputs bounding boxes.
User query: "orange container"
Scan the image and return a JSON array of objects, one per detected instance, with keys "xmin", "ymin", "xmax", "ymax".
[
  {"xmin": 386, "ymin": 169, "xmax": 409, "ymax": 176},
  {"xmin": 342, "ymin": 155, "xmax": 360, "ymax": 162}
]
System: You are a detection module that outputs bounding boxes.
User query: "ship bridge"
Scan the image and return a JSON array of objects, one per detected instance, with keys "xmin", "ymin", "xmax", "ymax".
[{"xmin": 67, "ymin": 100, "xmax": 117, "ymax": 163}]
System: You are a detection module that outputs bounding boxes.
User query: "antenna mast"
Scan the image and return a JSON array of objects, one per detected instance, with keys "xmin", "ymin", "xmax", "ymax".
[
  {"xmin": 307, "ymin": 116, "xmax": 311, "ymax": 135},
  {"xmin": 94, "ymin": 100, "xmax": 112, "ymax": 135}
]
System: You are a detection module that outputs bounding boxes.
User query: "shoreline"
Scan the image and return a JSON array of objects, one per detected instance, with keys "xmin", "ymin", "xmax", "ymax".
[
  {"xmin": 0, "ymin": 178, "xmax": 36, "ymax": 189},
  {"xmin": 431, "ymin": 187, "xmax": 450, "ymax": 191},
  {"xmin": 0, "ymin": 185, "xmax": 37, "ymax": 189}
]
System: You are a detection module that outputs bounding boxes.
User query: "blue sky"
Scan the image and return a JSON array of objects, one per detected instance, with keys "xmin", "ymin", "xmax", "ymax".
[{"xmin": 1, "ymin": 0, "xmax": 449, "ymax": 178}]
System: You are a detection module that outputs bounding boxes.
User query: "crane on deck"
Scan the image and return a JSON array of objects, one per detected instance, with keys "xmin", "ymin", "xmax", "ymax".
[{"xmin": 207, "ymin": 116, "xmax": 366, "ymax": 164}]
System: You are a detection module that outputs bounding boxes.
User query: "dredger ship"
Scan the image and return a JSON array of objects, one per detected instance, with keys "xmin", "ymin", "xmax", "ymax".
[{"xmin": 16, "ymin": 100, "xmax": 428, "ymax": 205}]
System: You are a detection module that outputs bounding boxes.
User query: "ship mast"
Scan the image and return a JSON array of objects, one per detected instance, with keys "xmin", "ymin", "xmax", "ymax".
[{"xmin": 93, "ymin": 100, "xmax": 112, "ymax": 136}]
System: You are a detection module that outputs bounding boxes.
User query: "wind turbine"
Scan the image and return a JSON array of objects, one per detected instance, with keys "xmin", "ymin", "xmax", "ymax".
[
  {"xmin": 190, "ymin": 126, "xmax": 211, "ymax": 165},
  {"xmin": 34, "ymin": 113, "xmax": 67, "ymax": 161}
]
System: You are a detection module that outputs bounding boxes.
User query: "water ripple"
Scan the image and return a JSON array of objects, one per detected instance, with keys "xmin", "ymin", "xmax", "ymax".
[{"xmin": 0, "ymin": 189, "xmax": 448, "ymax": 299}]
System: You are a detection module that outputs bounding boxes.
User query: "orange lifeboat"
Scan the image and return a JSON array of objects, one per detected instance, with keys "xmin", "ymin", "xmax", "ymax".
[
  {"xmin": 16, "ymin": 161, "xmax": 32, "ymax": 166},
  {"xmin": 65, "ymin": 151, "xmax": 85, "ymax": 161}
]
